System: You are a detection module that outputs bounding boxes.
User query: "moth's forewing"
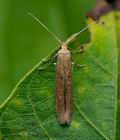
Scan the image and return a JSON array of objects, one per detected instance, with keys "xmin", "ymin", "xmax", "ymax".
[{"xmin": 64, "ymin": 51, "xmax": 72, "ymax": 124}]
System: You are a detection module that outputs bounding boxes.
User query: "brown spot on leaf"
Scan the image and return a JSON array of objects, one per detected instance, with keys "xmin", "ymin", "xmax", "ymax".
[
  {"xmin": 101, "ymin": 20, "xmax": 105, "ymax": 25},
  {"xmin": 115, "ymin": 14, "xmax": 120, "ymax": 19}
]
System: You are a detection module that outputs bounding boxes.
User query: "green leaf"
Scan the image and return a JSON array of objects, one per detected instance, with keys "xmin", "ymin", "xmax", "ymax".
[{"xmin": 0, "ymin": 12, "xmax": 117, "ymax": 140}]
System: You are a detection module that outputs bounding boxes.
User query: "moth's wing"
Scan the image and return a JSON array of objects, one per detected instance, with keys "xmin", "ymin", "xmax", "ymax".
[
  {"xmin": 55, "ymin": 54, "xmax": 66, "ymax": 124},
  {"xmin": 64, "ymin": 55, "xmax": 73, "ymax": 124}
]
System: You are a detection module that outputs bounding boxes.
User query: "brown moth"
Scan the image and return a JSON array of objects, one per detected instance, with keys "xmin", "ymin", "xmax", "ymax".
[
  {"xmin": 55, "ymin": 43, "xmax": 72, "ymax": 125},
  {"xmin": 28, "ymin": 12, "xmax": 97, "ymax": 125}
]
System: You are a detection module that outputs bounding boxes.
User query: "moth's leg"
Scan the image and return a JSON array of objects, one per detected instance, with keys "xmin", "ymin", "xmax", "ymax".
[
  {"xmin": 74, "ymin": 63, "xmax": 85, "ymax": 68},
  {"xmin": 72, "ymin": 61, "xmax": 85, "ymax": 68},
  {"xmin": 71, "ymin": 56, "xmax": 85, "ymax": 68},
  {"xmin": 70, "ymin": 44, "xmax": 87, "ymax": 54},
  {"xmin": 39, "ymin": 53, "xmax": 57, "ymax": 69}
]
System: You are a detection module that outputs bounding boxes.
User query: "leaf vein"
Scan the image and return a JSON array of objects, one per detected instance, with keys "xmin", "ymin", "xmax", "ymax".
[
  {"xmin": 74, "ymin": 102, "xmax": 110, "ymax": 140},
  {"xmin": 27, "ymin": 70, "xmax": 52, "ymax": 140},
  {"xmin": 93, "ymin": 58, "xmax": 116, "ymax": 78}
]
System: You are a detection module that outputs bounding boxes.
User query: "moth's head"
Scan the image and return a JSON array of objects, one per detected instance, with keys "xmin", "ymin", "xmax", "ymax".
[{"xmin": 61, "ymin": 42, "xmax": 67, "ymax": 50}]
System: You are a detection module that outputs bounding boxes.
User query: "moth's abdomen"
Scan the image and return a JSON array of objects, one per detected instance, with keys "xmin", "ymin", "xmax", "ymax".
[{"xmin": 55, "ymin": 49, "xmax": 72, "ymax": 125}]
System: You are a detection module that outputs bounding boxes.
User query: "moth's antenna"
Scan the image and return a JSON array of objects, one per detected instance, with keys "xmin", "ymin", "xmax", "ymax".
[
  {"xmin": 28, "ymin": 12, "xmax": 62, "ymax": 44},
  {"xmin": 65, "ymin": 20, "xmax": 98, "ymax": 45}
]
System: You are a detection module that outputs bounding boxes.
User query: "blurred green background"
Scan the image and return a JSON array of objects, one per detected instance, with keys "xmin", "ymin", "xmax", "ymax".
[{"xmin": 0, "ymin": 0, "xmax": 96, "ymax": 104}]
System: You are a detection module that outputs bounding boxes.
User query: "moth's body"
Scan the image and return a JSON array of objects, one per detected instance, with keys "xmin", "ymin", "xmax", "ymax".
[{"xmin": 55, "ymin": 43, "xmax": 72, "ymax": 125}]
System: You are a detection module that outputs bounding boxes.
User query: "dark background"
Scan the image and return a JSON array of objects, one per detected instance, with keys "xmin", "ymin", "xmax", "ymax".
[{"xmin": 0, "ymin": 0, "xmax": 96, "ymax": 104}]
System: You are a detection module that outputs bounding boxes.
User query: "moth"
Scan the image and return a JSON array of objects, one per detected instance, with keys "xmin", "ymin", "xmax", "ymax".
[
  {"xmin": 28, "ymin": 12, "xmax": 97, "ymax": 125},
  {"xmin": 55, "ymin": 43, "xmax": 72, "ymax": 125}
]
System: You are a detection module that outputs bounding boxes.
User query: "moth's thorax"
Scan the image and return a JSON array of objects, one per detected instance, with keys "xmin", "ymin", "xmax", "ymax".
[{"xmin": 58, "ymin": 43, "xmax": 70, "ymax": 56}]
